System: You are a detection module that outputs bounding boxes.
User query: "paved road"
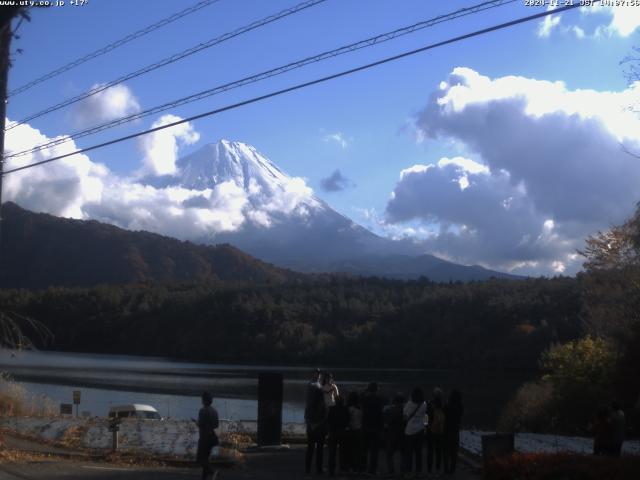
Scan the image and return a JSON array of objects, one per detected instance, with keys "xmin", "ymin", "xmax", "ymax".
[
  {"xmin": 0, "ymin": 461, "xmax": 198, "ymax": 480},
  {"xmin": 0, "ymin": 445, "xmax": 480, "ymax": 479}
]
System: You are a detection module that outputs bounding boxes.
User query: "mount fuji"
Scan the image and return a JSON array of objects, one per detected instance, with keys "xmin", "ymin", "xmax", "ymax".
[{"xmin": 144, "ymin": 140, "xmax": 517, "ymax": 281}]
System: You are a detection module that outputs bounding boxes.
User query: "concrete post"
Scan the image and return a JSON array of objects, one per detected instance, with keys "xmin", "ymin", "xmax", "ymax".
[{"xmin": 257, "ymin": 372, "xmax": 283, "ymax": 446}]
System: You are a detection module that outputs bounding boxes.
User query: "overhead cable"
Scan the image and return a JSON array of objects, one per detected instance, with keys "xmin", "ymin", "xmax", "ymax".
[
  {"xmin": 6, "ymin": 0, "xmax": 328, "ymax": 130},
  {"xmin": 9, "ymin": 0, "xmax": 223, "ymax": 97},
  {"xmin": 6, "ymin": 0, "xmax": 518, "ymax": 159},
  {"xmin": 2, "ymin": 3, "xmax": 582, "ymax": 176}
]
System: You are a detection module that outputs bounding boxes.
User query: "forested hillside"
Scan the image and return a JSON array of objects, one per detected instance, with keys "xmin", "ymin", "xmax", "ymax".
[
  {"xmin": 0, "ymin": 202, "xmax": 301, "ymax": 288},
  {"xmin": 0, "ymin": 276, "xmax": 581, "ymax": 370}
]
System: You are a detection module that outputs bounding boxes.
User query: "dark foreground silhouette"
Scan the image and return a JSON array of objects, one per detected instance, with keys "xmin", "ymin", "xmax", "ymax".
[{"xmin": 304, "ymin": 370, "xmax": 464, "ymax": 477}]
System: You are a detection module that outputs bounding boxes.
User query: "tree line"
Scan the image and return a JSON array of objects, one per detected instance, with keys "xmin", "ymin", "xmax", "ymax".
[
  {"xmin": 500, "ymin": 204, "xmax": 640, "ymax": 434},
  {"xmin": 2, "ymin": 204, "xmax": 640, "ymax": 434},
  {"xmin": 0, "ymin": 275, "xmax": 582, "ymax": 371}
]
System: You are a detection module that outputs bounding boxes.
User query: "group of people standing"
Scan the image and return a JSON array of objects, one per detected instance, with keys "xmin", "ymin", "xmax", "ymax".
[{"xmin": 304, "ymin": 369, "xmax": 464, "ymax": 477}]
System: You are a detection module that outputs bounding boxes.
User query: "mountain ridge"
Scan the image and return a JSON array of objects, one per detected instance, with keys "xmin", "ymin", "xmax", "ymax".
[
  {"xmin": 0, "ymin": 139, "xmax": 521, "ymax": 286},
  {"xmin": 0, "ymin": 202, "xmax": 302, "ymax": 289},
  {"xmin": 163, "ymin": 139, "xmax": 520, "ymax": 281}
]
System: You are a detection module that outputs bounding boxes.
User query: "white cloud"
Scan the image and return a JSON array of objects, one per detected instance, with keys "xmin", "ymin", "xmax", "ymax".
[
  {"xmin": 437, "ymin": 157, "xmax": 489, "ymax": 191},
  {"xmin": 3, "ymin": 120, "xmax": 109, "ymax": 219},
  {"xmin": 437, "ymin": 156, "xmax": 489, "ymax": 175},
  {"xmin": 72, "ymin": 84, "xmax": 140, "ymax": 126},
  {"xmin": 253, "ymin": 176, "xmax": 315, "ymax": 221},
  {"xmin": 572, "ymin": 26, "xmax": 585, "ymax": 39},
  {"xmin": 386, "ymin": 67, "xmax": 640, "ymax": 275},
  {"xmin": 537, "ymin": 6, "xmax": 561, "ymax": 38},
  {"xmin": 3, "ymin": 120, "xmax": 318, "ymax": 243},
  {"xmin": 586, "ymin": 5, "xmax": 640, "ymax": 37},
  {"xmin": 323, "ymin": 132, "xmax": 349, "ymax": 148},
  {"xmin": 138, "ymin": 114, "xmax": 200, "ymax": 176},
  {"xmin": 228, "ymin": 141, "xmax": 317, "ymax": 222},
  {"xmin": 3, "ymin": 119, "xmax": 247, "ymax": 237},
  {"xmin": 85, "ymin": 180, "xmax": 248, "ymax": 239},
  {"xmin": 387, "ymin": 158, "xmax": 562, "ymax": 267},
  {"xmin": 541, "ymin": 5, "xmax": 640, "ymax": 38},
  {"xmin": 352, "ymin": 206, "xmax": 438, "ymax": 242}
]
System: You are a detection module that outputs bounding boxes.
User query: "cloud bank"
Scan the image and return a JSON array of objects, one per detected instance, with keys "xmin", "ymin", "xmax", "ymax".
[
  {"xmin": 537, "ymin": 5, "xmax": 640, "ymax": 38},
  {"xmin": 3, "ymin": 120, "xmax": 316, "ymax": 242},
  {"xmin": 386, "ymin": 67, "xmax": 640, "ymax": 274},
  {"xmin": 585, "ymin": 4, "xmax": 640, "ymax": 37},
  {"xmin": 3, "ymin": 121, "xmax": 109, "ymax": 219}
]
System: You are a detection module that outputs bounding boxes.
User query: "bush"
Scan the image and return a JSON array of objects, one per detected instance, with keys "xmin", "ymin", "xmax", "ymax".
[
  {"xmin": 502, "ymin": 336, "xmax": 618, "ymax": 434},
  {"xmin": 498, "ymin": 380, "xmax": 554, "ymax": 433},
  {"xmin": 540, "ymin": 336, "xmax": 615, "ymax": 398},
  {"xmin": 485, "ymin": 452, "xmax": 640, "ymax": 480}
]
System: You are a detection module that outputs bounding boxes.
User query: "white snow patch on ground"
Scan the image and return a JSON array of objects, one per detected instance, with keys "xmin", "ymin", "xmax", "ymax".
[
  {"xmin": 4, "ymin": 418, "xmax": 638, "ymax": 458},
  {"xmin": 461, "ymin": 430, "xmax": 640, "ymax": 456},
  {"xmin": 0, "ymin": 417, "xmax": 268, "ymax": 457}
]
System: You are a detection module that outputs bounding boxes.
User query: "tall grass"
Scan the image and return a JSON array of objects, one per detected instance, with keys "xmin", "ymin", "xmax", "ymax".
[{"xmin": 0, "ymin": 373, "xmax": 56, "ymax": 417}]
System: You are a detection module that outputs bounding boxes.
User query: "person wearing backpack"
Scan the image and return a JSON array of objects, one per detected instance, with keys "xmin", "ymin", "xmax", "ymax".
[
  {"xmin": 345, "ymin": 391, "xmax": 364, "ymax": 473},
  {"xmin": 403, "ymin": 387, "xmax": 427, "ymax": 476},
  {"xmin": 429, "ymin": 396, "xmax": 446, "ymax": 477}
]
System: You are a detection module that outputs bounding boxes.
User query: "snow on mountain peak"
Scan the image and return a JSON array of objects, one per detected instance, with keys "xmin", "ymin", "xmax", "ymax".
[
  {"xmin": 176, "ymin": 139, "xmax": 290, "ymax": 192},
  {"xmin": 170, "ymin": 139, "xmax": 321, "ymax": 228}
]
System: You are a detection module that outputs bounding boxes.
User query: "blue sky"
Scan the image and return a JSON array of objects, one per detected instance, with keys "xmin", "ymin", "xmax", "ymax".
[{"xmin": 4, "ymin": 0, "xmax": 640, "ymax": 275}]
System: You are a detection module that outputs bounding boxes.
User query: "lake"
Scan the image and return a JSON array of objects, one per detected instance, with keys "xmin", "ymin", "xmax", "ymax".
[{"xmin": 0, "ymin": 349, "xmax": 531, "ymax": 428}]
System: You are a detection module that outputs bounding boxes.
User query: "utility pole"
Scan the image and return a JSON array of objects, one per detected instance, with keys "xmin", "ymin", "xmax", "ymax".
[{"xmin": 0, "ymin": 10, "xmax": 17, "ymax": 270}]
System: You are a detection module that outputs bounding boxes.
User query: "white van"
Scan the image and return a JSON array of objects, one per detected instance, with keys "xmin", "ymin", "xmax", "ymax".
[{"xmin": 108, "ymin": 404, "xmax": 161, "ymax": 420}]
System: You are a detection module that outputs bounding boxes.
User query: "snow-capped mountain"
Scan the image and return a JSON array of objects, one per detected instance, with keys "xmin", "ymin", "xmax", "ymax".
[
  {"xmin": 154, "ymin": 140, "xmax": 517, "ymax": 280},
  {"xmin": 169, "ymin": 139, "xmax": 388, "ymax": 261},
  {"xmin": 177, "ymin": 140, "xmax": 297, "ymax": 193}
]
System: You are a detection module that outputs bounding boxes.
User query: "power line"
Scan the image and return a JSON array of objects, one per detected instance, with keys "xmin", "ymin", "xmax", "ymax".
[
  {"xmin": 7, "ymin": 0, "xmax": 515, "ymax": 158},
  {"xmin": 2, "ymin": 3, "xmax": 582, "ymax": 177},
  {"xmin": 5, "ymin": 0, "xmax": 327, "ymax": 130},
  {"xmin": 8, "ymin": 0, "xmax": 223, "ymax": 97},
  {"xmin": 6, "ymin": 0, "xmax": 518, "ymax": 159}
]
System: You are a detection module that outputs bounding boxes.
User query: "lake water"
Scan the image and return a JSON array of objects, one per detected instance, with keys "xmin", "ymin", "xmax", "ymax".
[{"xmin": 0, "ymin": 349, "xmax": 530, "ymax": 428}]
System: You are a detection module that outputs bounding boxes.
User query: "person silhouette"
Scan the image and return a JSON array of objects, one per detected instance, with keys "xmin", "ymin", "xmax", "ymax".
[
  {"xmin": 361, "ymin": 382, "xmax": 384, "ymax": 475},
  {"xmin": 305, "ymin": 369, "xmax": 327, "ymax": 474},
  {"xmin": 196, "ymin": 391, "xmax": 219, "ymax": 480},
  {"xmin": 610, "ymin": 401, "xmax": 626, "ymax": 457},
  {"xmin": 443, "ymin": 389, "xmax": 464, "ymax": 474}
]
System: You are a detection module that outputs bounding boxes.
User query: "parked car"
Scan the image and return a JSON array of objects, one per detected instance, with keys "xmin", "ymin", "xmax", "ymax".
[{"xmin": 108, "ymin": 404, "xmax": 161, "ymax": 419}]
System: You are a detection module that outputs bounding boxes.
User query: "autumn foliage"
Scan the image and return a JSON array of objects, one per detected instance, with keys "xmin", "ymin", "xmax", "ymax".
[{"xmin": 484, "ymin": 452, "xmax": 640, "ymax": 480}]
